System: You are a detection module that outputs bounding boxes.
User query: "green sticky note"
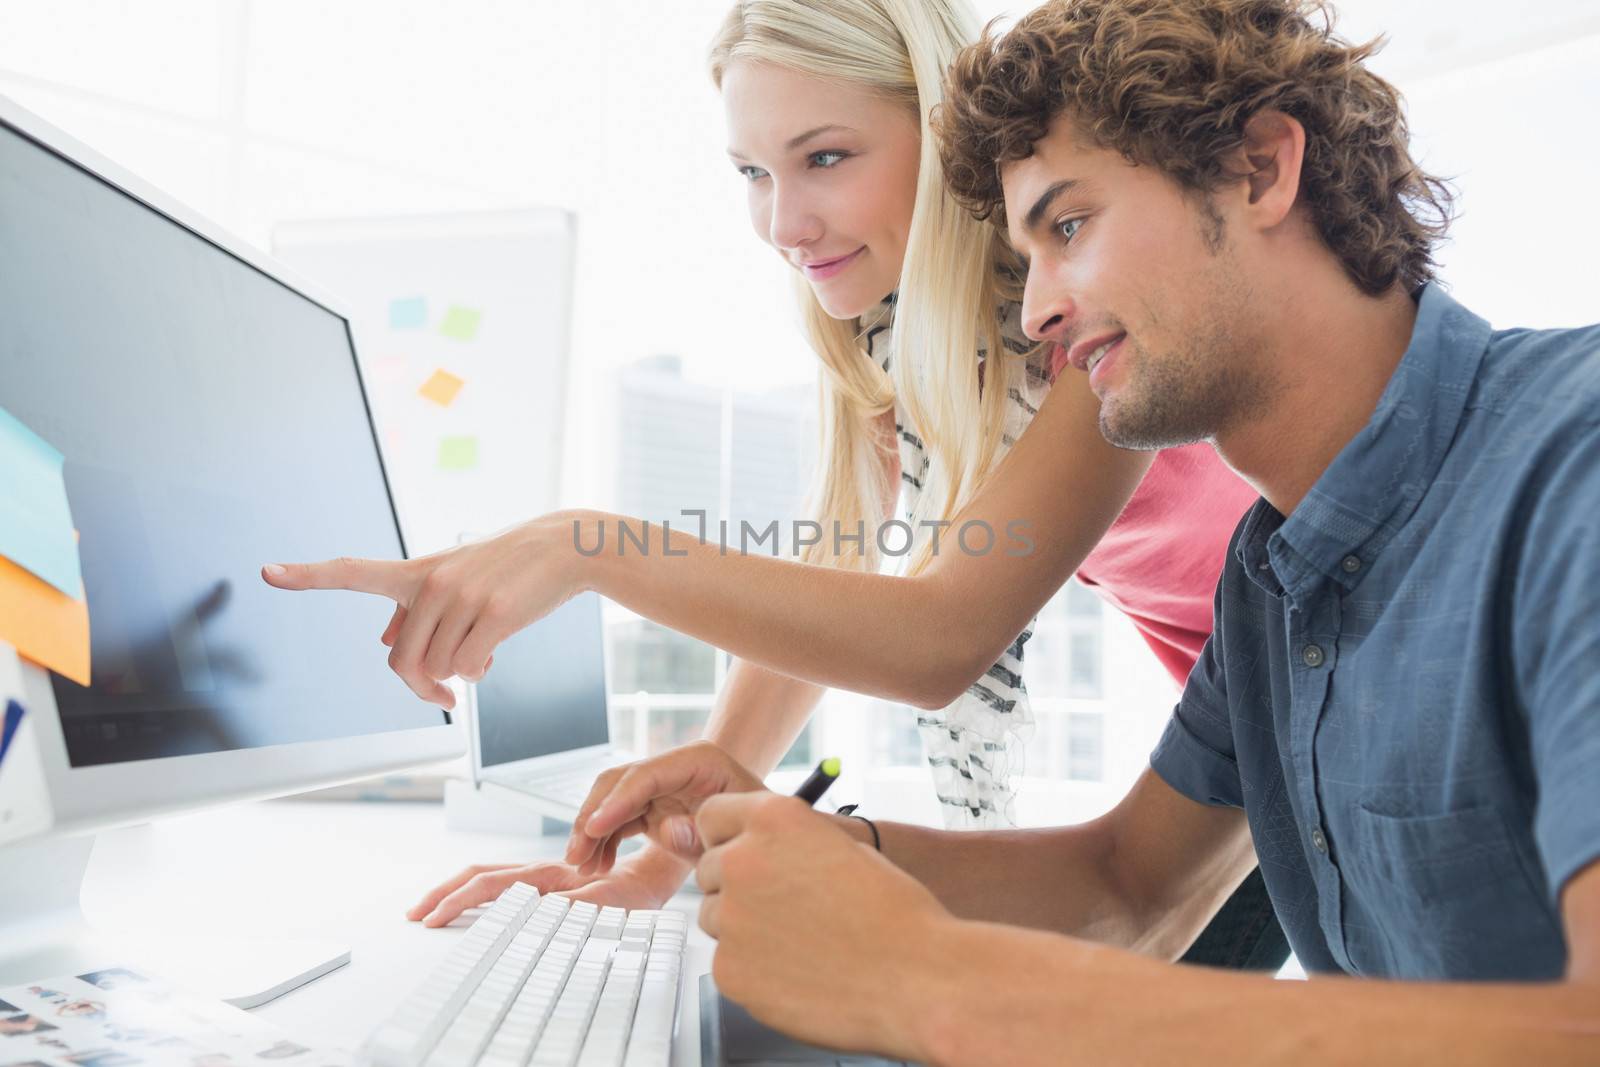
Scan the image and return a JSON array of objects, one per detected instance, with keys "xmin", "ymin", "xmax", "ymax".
[
  {"xmin": 438, "ymin": 435, "xmax": 479, "ymax": 471},
  {"xmin": 439, "ymin": 306, "xmax": 482, "ymax": 342}
]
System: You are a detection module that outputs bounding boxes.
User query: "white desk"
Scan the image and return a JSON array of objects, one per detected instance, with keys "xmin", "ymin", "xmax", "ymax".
[{"xmin": 78, "ymin": 798, "xmax": 714, "ymax": 1063}]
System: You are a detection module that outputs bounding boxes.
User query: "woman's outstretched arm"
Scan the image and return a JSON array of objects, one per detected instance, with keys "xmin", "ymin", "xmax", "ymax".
[
  {"xmin": 264, "ymin": 370, "xmax": 1150, "ymax": 709},
  {"xmin": 559, "ymin": 369, "xmax": 1147, "ymax": 707}
]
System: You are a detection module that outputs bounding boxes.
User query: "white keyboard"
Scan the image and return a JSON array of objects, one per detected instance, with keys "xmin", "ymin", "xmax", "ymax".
[{"xmin": 362, "ymin": 882, "xmax": 686, "ymax": 1067}]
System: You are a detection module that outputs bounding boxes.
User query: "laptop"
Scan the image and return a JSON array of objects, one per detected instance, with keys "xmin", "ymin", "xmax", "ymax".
[{"xmin": 466, "ymin": 590, "xmax": 632, "ymax": 820}]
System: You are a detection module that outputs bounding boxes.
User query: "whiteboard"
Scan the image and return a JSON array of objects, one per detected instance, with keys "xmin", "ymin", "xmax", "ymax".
[{"xmin": 272, "ymin": 209, "xmax": 575, "ymax": 556}]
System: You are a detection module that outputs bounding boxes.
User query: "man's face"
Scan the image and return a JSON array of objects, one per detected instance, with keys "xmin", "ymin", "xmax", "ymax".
[{"xmin": 1002, "ymin": 116, "xmax": 1268, "ymax": 449}]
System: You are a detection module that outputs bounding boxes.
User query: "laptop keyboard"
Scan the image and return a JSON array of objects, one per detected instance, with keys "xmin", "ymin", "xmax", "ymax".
[
  {"xmin": 363, "ymin": 882, "xmax": 686, "ymax": 1066},
  {"xmin": 515, "ymin": 767, "xmax": 609, "ymax": 810}
]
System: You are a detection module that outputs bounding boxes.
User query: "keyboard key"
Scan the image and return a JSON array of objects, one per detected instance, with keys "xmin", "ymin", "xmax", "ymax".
[{"xmin": 592, "ymin": 907, "xmax": 627, "ymax": 940}]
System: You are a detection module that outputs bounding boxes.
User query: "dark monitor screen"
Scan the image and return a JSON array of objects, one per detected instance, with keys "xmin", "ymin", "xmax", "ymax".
[
  {"xmin": 475, "ymin": 592, "xmax": 609, "ymax": 767},
  {"xmin": 0, "ymin": 117, "xmax": 444, "ymax": 767}
]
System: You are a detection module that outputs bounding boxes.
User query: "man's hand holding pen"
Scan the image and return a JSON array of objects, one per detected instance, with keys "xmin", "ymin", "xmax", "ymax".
[{"xmin": 566, "ymin": 743, "xmax": 952, "ymax": 1055}]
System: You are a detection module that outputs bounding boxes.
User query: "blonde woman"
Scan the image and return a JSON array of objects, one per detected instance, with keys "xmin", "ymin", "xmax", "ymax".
[{"xmin": 266, "ymin": 0, "xmax": 1284, "ymax": 968}]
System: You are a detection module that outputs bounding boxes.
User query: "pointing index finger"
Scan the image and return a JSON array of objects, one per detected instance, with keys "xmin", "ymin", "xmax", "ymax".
[{"xmin": 262, "ymin": 556, "xmax": 415, "ymax": 600}]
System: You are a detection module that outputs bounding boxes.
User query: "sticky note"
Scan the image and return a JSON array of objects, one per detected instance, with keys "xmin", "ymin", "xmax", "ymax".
[
  {"xmin": 1, "ymin": 701, "xmax": 22, "ymax": 765},
  {"xmin": 418, "ymin": 368, "xmax": 465, "ymax": 407},
  {"xmin": 438, "ymin": 436, "xmax": 479, "ymax": 471},
  {"xmin": 0, "ymin": 553, "xmax": 90, "ymax": 686},
  {"xmin": 439, "ymin": 306, "xmax": 482, "ymax": 342},
  {"xmin": 0, "ymin": 405, "xmax": 82, "ymax": 599},
  {"xmin": 389, "ymin": 296, "xmax": 427, "ymax": 330}
]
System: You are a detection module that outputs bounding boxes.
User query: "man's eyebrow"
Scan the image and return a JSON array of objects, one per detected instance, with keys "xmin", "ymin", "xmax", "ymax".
[{"xmin": 1023, "ymin": 178, "xmax": 1080, "ymax": 233}]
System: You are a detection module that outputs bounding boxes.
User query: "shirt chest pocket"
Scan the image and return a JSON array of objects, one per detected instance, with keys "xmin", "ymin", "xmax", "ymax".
[{"xmin": 1340, "ymin": 802, "xmax": 1563, "ymax": 980}]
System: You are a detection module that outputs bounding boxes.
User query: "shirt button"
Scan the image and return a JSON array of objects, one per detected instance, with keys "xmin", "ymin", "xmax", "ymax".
[
  {"xmin": 1302, "ymin": 644, "xmax": 1325, "ymax": 668},
  {"xmin": 1312, "ymin": 827, "xmax": 1328, "ymax": 853},
  {"xmin": 1341, "ymin": 555, "xmax": 1362, "ymax": 573}
]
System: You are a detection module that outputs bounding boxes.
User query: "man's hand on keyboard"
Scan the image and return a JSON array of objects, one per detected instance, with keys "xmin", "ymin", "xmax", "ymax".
[
  {"xmin": 694, "ymin": 791, "xmax": 950, "ymax": 1058},
  {"xmin": 565, "ymin": 741, "xmax": 766, "ymax": 875},
  {"xmin": 406, "ymin": 846, "xmax": 691, "ymax": 927}
]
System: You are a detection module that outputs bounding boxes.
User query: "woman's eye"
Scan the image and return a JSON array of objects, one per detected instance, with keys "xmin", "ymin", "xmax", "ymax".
[
  {"xmin": 738, "ymin": 165, "xmax": 769, "ymax": 182},
  {"xmin": 809, "ymin": 150, "xmax": 847, "ymax": 168},
  {"xmin": 1056, "ymin": 217, "xmax": 1084, "ymax": 243}
]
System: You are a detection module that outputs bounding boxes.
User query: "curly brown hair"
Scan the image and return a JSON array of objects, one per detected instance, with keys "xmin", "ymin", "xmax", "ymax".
[{"xmin": 935, "ymin": 0, "xmax": 1455, "ymax": 295}]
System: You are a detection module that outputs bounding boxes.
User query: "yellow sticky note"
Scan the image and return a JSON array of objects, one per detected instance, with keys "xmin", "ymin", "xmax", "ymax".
[
  {"xmin": 0, "ymin": 552, "xmax": 90, "ymax": 686},
  {"xmin": 439, "ymin": 306, "xmax": 482, "ymax": 342},
  {"xmin": 418, "ymin": 369, "xmax": 465, "ymax": 407}
]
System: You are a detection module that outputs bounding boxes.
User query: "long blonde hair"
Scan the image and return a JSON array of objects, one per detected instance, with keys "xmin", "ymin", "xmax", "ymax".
[{"xmin": 709, "ymin": 0, "xmax": 1025, "ymax": 575}]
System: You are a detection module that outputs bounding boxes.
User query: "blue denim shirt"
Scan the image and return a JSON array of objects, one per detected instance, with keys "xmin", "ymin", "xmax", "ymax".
[{"xmin": 1150, "ymin": 284, "xmax": 1600, "ymax": 980}]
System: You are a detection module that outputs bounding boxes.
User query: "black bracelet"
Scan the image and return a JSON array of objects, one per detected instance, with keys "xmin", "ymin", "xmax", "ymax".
[{"xmin": 835, "ymin": 804, "xmax": 881, "ymax": 851}]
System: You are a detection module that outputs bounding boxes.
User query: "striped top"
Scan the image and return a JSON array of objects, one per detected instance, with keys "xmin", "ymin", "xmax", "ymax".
[
  {"xmin": 865, "ymin": 296, "xmax": 1054, "ymax": 828},
  {"xmin": 864, "ymin": 297, "xmax": 1258, "ymax": 827}
]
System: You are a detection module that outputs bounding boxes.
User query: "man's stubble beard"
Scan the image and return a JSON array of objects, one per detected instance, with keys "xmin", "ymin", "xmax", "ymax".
[{"xmin": 1097, "ymin": 262, "xmax": 1271, "ymax": 452}]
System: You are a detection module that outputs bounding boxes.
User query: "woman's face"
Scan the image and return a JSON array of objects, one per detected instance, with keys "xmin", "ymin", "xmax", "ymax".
[{"xmin": 722, "ymin": 60, "xmax": 921, "ymax": 319}]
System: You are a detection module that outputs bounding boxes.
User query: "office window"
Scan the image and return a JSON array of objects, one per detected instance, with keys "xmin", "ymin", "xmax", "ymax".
[
  {"xmin": 1068, "ymin": 630, "xmax": 1103, "ymax": 696},
  {"xmin": 869, "ymin": 698, "xmax": 927, "ymax": 769},
  {"xmin": 1065, "ymin": 580, "xmax": 1100, "ymax": 618},
  {"xmin": 774, "ymin": 722, "xmax": 814, "ymax": 769},
  {"xmin": 1025, "ymin": 579, "xmax": 1106, "ymax": 701},
  {"xmin": 645, "ymin": 706, "xmax": 706, "ymax": 755},
  {"xmin": 608, "ymin": 619, "xmax": 715, "ymax": 696},
  {"xmin": 607, "ymin": 355, "xmax": 816, "ymax": 760},
  {"xmin": 1064, "ymin": 712, "xmax": 1104, "ymax": 782},
  {"xmin": 616, "ymin": 357, "xmax": 722, "ymax": 527}
]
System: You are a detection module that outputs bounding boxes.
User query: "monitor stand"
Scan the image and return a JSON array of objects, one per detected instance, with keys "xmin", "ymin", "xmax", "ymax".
[{"xmin": 0, "ymin": 833, "xmax": 348, "ymax": 1008}]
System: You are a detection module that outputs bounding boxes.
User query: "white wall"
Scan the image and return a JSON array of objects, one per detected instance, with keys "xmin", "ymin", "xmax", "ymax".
[
  {"xmin": 984, "ymin": 0, "xmax": 1600, "ymax": 331},
  {"xmin": 5, "ymin": 0, "xmax": 1593, "ymax": 437},
  {"xmin": 0, "ymin": 0, "xmax": 815, "ymax": 521}
]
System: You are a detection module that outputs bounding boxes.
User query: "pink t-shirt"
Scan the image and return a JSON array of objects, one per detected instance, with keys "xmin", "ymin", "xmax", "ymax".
[{"xmin": 1075, "ymin": 442, "xmax": 1260, "ymax": 685}]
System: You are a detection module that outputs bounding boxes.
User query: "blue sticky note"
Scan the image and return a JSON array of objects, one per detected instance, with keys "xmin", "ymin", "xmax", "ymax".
[
  {"xmin": 0, "ymin": 405, "xmax": 81, "ymax": 599},
  {"xmin": 0, "ymin": 700, "xmax": 22, "ymax": 766},
  {"xmin": 389, "ymin": 296, "xmax": 427, "ymax": 330}
]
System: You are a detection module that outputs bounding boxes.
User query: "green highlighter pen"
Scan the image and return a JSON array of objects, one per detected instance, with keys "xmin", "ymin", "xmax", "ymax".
[{"xmin": 793, "ymin": 757, "xmax": 841, "ymax": 807}]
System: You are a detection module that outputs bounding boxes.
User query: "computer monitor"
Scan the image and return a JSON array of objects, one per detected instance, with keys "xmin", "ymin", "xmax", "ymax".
[{"xmin": 0, "ymin": 94, "xmax": 462, "ymax": 987}]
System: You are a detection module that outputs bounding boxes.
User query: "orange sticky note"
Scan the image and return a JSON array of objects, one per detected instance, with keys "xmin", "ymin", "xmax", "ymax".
[
  {"xmin": 418, "ymin": 368, "xmax": 465, "ymax": 407},
  {"xmin": 0, "ymin": 552, "xmax": 90, "ymax": 686}
]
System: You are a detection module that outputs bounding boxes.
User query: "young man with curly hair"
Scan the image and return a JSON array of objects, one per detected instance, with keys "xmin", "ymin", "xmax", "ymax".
[{"xmin": 560, "ymin": 1, "xmax": 1600, "ymax": 1060}]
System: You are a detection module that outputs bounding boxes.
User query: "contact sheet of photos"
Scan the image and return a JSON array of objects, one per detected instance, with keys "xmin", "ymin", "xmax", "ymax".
[{"xmin": 0, "ymin": 969, "xmax": 347, "ymax": 1067}]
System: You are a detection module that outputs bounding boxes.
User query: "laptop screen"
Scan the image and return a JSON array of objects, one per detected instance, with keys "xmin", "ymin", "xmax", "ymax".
[{"xmin": 475, "ymin": 591, "xmax": 609, "ymax": 767}]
